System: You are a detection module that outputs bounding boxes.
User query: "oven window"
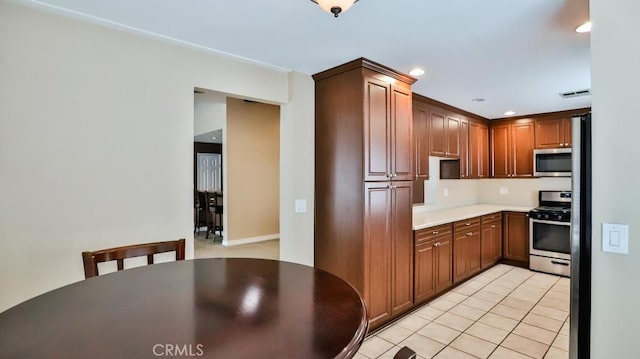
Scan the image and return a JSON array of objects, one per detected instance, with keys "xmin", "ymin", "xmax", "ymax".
[{"xmin": 532, "ymin": 222, "xmax": 571, "ymax": 254}]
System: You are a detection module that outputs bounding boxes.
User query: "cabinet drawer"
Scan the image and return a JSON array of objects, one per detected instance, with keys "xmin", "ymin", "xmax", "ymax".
[
  {"xmin": 454, "ymin": 217, "xmax": 481, "ymax": 231},
  {"xmin": 415, "ymin": 223, "xmax": 452, "ymax": 244},
  {"xmin": 481, "ymin": 212, "xmax": 502, "ymax": 224}
]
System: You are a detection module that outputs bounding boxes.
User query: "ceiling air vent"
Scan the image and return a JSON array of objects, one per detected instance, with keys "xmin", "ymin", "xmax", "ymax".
[{"xmin": 559, "ymin": 89, "xmax": 591, "ymax": 98}]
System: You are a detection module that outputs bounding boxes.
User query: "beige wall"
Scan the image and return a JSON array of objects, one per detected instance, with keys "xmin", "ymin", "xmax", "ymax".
[
  {"xmin": 0, "ymin": 2, "xmax": 315, "ymax": 312},
  {"xmin": 590, "ymin": 0, "xmax": 640, "ymax": 357},
  {"xmin": 226, "ymin": 98, "xmax": 280, "ymax": 243}
]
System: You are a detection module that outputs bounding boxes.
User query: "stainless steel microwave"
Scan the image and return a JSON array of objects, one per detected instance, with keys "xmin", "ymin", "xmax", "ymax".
[{"xmin": 534, "ymin": 148, "xmax": 572, "ymax": 177}]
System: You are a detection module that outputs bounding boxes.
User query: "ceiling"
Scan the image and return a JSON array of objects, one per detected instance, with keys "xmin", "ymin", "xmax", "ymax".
[{"xmin": 31, "ymin": 0, "xmax": 591, "ymax": 119}]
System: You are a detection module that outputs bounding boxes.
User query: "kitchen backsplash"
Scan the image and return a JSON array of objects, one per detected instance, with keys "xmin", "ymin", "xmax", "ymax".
[{"xmin": 413, "ymin": 157, "xmax": 571, "ymax": 213}]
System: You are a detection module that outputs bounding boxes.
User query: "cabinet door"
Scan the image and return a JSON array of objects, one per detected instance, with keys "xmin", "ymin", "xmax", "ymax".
[
  {"xmin": 512, "ymin": 121, "xmax": 535, "ymax": 177},
  {"xmin": 490, "ymin": 123, "xmax": 511, "ymax": 178},
  {"xmin": 391, "ymin": 182, "xmax": 414, "ymax": 315},
  {"xmin": 481, "ymin": 219, "xmax": 502, "ymax": 269},
  {"xmin": 435, "ymin": 236, "xmax": 453, "ymax": 292},
  {"xmin": 414, "ymin": 241, "xmax": 436, "ymax": 303},
  {"xmin": 446, "ymin": 115, "xmax": 461, "ymax": 158},
  {"xmin": 460, "ymin": 119, "xmax": 469, "ymax": 178},
  {"xmin": 429, "ymin": 107, "xmax": 447, "ymax": 157},
  {"xmin": 412, "ymin": 102, "xmax": 429, "ymax": 204},
  {"xmin": 562, "ymin": 118, "xmax": 572, "ymax": 148},
  {"xmin": 364, "ymin": 78, "xmax": 391, "ymax": 181},
  {"xmin": 453, "ymin": 231, "xmax": 468, "ymax": 284},
  {"xmin": 479, "ymin": 124, "xmax": 489, "ymax": 178},
  {"xmin": 391, "ymin": 86, "xmax": 413, "ymax": 181},
  {"xmin": 470, "ymin": 121, "xmax": 489, "ymax": 179},
  {"xmin": 364, "ymin": 183, "xmax": 392, "ymax": 326},
  {"xmin": 467, "ymin": 229, "xmax": 482, "ymax": 277},
  {"xmin": 535, "ymin": 118, "xmax": 564, "ymax": 149},
  {"xmin": 503, "ymin": 211, "xmax": 530, "ymax": 265}
]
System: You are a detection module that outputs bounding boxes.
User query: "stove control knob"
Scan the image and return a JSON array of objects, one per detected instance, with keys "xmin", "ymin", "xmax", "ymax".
[{"xmin": 541, "ymin": 213, "xmax": 549, "ymax": 220}]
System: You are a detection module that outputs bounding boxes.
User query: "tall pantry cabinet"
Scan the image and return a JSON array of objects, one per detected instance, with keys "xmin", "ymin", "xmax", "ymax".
[{"xmin": 313, "ymin": 58, "xmax": 417, "ymax": 329}]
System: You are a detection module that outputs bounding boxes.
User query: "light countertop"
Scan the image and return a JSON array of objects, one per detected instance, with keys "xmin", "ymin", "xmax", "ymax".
[{"xmin": 413, "ymin": 204, "xmax": 533, "ymax": 230}]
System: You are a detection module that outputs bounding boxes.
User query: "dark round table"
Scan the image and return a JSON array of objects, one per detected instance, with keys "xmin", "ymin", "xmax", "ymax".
[{"xmin": 0, "ymin": 258, "xmax": 368, "ymax": 358}]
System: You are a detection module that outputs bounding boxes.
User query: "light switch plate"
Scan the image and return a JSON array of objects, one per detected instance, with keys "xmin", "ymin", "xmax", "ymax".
[
  {"xmin": 295, "ymin": 199, "xmax": 307, "ymax": 213},
  {"xmin": 602, "ymin": 222, "xmax": 629, "ymax": 254},
  {"xmin": 499, "ymin": 187, "xmax": 508, "ymax": 195}
]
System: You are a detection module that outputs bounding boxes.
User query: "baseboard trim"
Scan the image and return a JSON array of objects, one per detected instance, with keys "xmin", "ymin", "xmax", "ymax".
[{"xmin": 222, "ymin": 233, "xmax": 279, "ymax": 247}]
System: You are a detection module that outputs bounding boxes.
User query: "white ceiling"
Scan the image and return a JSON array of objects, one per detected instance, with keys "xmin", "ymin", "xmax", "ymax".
[{"xmin": 30, "ymin": 0, "xmax": 591, "ymax": 119}]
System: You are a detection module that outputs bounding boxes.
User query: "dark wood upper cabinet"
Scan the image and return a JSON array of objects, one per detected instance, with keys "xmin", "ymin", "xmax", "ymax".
[
  {"xmin": 313, "ymin": 58, "xmax": 416, "ymax": 330},
  {"xmin": 429, "ymin": 107, "xmax": 447, "ymax": 157},
  {"xmin": 490, "ymin": 119, "xmax": 535, "ymax": 178},
  {"xmin": 391, "ymin": 86, "xmax": 413, "ymax": 181},
  {"xmin": 535, "ymin": 117, "xmax": 572, "ymax": 149},
  {"xmin": 412, "ymin": 100, "xmax": 430, "ymax": 204},
  {"xmin": 459, "ymin": 118, "xmax": 469, "ymax": 178},
  {"xmin": 364, "ymin": 77, "xmax": 392, "ymax": 181},
  {"xmin": 469, "ymin": 121, "xmax": 489, "ymax": 179}
]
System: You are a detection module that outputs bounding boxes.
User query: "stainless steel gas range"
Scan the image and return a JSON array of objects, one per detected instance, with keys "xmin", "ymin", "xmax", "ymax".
[{"xmin": 528, "ymin": 190, "xmax": 572, "ymax": 277}]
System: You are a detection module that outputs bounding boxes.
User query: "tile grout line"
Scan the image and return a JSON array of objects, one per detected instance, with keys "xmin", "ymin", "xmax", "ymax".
[{"xmin": 366, "ymin": 266, "xmax": 568, "ymax": 359}]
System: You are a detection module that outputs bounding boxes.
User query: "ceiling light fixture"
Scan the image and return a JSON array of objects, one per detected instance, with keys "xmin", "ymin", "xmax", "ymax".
[
  {"xmin": 409, "ymin": 68, "xmax": 425, "ymax": 76},
  {"xmin": 576, "ymin": 21, "xmax": 592, "ymax": 33},
  {"xmin": 471, "ymin": 98, "xmax": 485, "ymax": 102},
  {"xmin": 311, "ymin": 0, "xmax": 358, "ymax": 17},
  {"xmin": 504, "ymin": 110, "xmax": 516, "ymax": 116}
]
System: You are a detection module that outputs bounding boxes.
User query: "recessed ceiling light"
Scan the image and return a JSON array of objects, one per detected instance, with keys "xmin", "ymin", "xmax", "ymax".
[
  {"xmin": 409, "ymin": 68, "xmax": 425, "ymax": 76},
  {"xmin": 576, "ymin": 21, "xmax": 592, "ymax": 33},
  {"xmin": 504, "ymin": 110, "xmax": 516, "ymax": 116},
  {"xmin": 471, "ymin": 98, "xmax": 485, "ymax": 102}
]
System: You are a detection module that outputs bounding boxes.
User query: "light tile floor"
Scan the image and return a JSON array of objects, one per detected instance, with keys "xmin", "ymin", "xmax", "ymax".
[{"xmin": 356, "ymin": 265, "xmax": 570, "ymax": 359}]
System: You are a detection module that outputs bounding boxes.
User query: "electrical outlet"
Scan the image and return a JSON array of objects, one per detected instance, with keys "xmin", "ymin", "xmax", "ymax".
[
  {"xmin": 499, "ymin": 187, "xmax": 508, "ymax": 195},
  {"xmin": 443, "ymin": 188, "xmax": 449, "ymax": 197}
]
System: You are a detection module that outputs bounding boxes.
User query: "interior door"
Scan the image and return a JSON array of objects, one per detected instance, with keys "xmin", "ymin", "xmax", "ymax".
[{"xmin": 197, "ymin": 153, "xmax": 222, "ymax": 192}]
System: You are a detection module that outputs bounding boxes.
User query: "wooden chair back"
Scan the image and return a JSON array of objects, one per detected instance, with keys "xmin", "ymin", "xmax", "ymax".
[{"xmin": 82, "ymin": 238, "xmax": 185, "ymax": 279}]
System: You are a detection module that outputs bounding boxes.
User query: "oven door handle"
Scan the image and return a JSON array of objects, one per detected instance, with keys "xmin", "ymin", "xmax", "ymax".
[
  {"xmin": 530, "ymin": 218, "xmax": 571, "ymax": 226},
  {"xmin": 551, "ymin": 260, "xmax": 570, "ymax": 266}
]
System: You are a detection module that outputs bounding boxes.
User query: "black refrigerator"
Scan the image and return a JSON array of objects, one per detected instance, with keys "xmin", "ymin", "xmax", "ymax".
[{"xmin": 570, "ymin": 113, "xmax": 591, "ymax": 359}]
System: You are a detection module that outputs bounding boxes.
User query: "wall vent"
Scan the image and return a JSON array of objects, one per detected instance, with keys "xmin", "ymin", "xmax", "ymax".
[{"xmin": 559, "ymin": 89, "xmax": 591, "ymax": 98}]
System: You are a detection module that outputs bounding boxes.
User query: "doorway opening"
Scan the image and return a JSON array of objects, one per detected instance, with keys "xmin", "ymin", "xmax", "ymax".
[{"xmin": 193, "ymin": 90, "xmax": 280, "ymax": 260}]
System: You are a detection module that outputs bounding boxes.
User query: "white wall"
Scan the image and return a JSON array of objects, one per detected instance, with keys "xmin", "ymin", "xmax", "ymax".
[
  {"xmin": 590, "ymin": 0, "xmax": 640, "ymax": 357},
  {"xmin": 279, "ymin": 72, "xmax": 315, "ymax": 266},
  {"xmin": 0, "ymin": 2, "xmax": 315, "ymax": 311}
]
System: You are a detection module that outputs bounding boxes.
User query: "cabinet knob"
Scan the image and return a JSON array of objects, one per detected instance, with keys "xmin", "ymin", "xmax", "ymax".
[
  {"xmin": 465, "ymin": 223, "xmax": 471, "ymax": 226},
  {"xmin": 434, "ymin": 242, "xmax": 440, "ymax": 247},
  {"xmin": 432, "ymin": 230, "xmax": 439, "ymax": 235},
  {"xmin": 491, "ymin": 225, "xmax": 496, "ymax": 228},
  {"xmin": 466, "ymin": 232, "xmax": 473, "ymax": 236}
]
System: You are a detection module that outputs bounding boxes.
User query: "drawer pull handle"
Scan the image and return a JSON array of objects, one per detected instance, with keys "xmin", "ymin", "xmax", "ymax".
[
  {"xmin": 491, "ymin": 225, "xmax": 496, "ymax": 228},
  {"xmin": 466, "ymin": 232, "xmax": 473, "ymax": 236},
  {"xmin": 432, "ymin": 230, "xmax": 439, "ymax": 235},
  {"xmin": 434, "ymin": 242, "xmax": 440, "ymax": 247},
  {"xmin": 551, "ymin": 260, "xmax": 569, "ymax": 266},
  {"xmin": 465, "ymin": 223, "xmax": 471, "ymax": 226}
]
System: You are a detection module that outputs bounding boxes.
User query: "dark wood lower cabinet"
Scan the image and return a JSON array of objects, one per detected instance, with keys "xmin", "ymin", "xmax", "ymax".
[
  {"xmin": 502, "ymin": 211, "xmax": 530, "ymax": 267},
  {"xmin": 481, "ymin": 213, "xmax": 503, "ymax": 269},
  {"xmin": 453, "ymin": 217, "xmax": 481, "ymax": 284},
  {"xmin": 364, "ymin": 182, "xmax": 413, "ymax": 329},
  {"xmin": 414, "ymin": 224, "xmax": 453, "ymax": 304}
]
